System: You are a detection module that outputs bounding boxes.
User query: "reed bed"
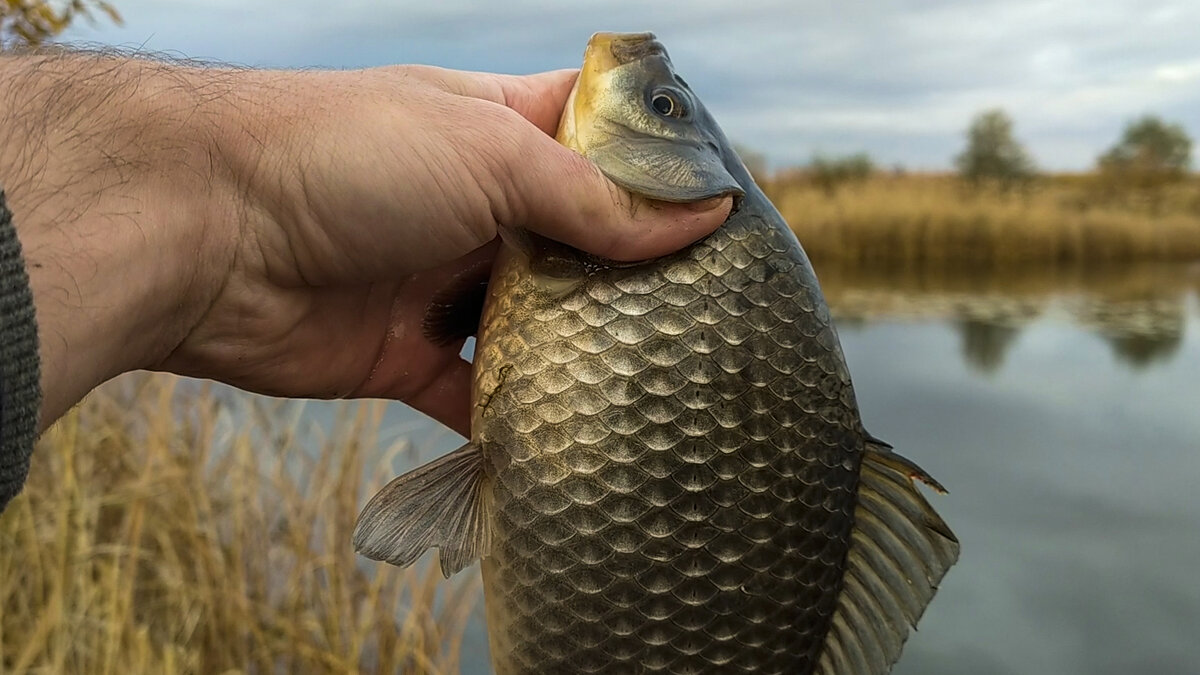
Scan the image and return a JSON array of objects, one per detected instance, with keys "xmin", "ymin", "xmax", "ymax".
[
  {"xmin": 768, "ymin": 173, "xmax": 1200, "ymax": 266},
  {"xmin": 0, "ymin": 374, "xmax": 476, "ymax": 675}
]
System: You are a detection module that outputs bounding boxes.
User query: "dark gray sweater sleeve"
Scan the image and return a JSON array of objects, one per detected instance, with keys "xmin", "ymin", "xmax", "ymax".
[{"xmin": 0, "ymin": 190, "xmax": 41, "ymax": 513}]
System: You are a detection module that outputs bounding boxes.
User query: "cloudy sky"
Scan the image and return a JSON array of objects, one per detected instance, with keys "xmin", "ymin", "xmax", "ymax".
[{"xmin": 62, "ymin": 0, "xmax": 1200, "ymax": 171}]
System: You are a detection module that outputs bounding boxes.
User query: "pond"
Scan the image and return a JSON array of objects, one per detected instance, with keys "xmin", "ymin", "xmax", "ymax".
[
  {"xmin": 339, "ymin": 262, "xmax": 1200, "ymax": 673},
  {"xmin": 827, "ymin": 263, "xmax": 1200, "ymax": 675},
  {"xmin": 819, "ymin": 263, "xmax": 1200, "ymax": 675}
]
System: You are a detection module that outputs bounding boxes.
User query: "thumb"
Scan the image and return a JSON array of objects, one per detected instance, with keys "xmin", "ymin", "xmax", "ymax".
[
  {"xmin": 498, "ymin": 126, "xmax": 733, "ymax": 262},
  {"xmin": 415, "ymin": 66, "xmax": 733, "ymax": 260}
]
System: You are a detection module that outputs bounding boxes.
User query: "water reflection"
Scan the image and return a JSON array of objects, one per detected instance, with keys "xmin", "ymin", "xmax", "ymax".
[
  {"xmin": 823, "ymin": 261, "xmax": 1200, "ymax": 675},
  {"xmin": 1106, "ymin": 330, "xmax": 1184, "ymax": 368},
  {"xmin": 956, "ymin": 319, "xmax": 1023, "ymax": 374},
  {"xmin": 1072, "ymin": 296, "xmax": 1187, "ymax": 368},
  {"xmin": 817, "ymin": 262, "xmax": 1200, "ymax": 372}
]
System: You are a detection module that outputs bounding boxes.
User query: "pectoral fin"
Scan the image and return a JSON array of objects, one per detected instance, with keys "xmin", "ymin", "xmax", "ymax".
[
  {"xmin": 423, "ymin": 267, "xmax": 492, "ymax": 347},
  {"xmin": 352, "ymin": 442, "xmax": 491, "ymax": 578},
  {"xmin": 501, "ymin": 227, "xmax": 593, "ymax": 297},
  {"xmin": 815, "ymin": 440, "xmax": 960, "ymax": 675}
]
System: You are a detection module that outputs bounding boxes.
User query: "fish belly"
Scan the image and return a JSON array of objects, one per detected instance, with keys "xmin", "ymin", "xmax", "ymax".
[{"xmin": 473, "ymin": 219, "xmax": 864, "ymax": 675}]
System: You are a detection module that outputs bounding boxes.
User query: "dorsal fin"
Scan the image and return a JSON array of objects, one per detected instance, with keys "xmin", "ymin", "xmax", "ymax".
[
  {"xmin": 352, "ymin": 442, "xmax": 491, "ymax": 578},
  {"xmin": 815, "ymin": 440, "xmax": 959, "ymax": 675}
]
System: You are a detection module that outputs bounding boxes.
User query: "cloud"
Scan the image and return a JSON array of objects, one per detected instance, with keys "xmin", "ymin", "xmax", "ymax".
[
  {"xmin": 1154, "ymin": 60, "xmax": 1200, "ymax": 84},
  {"xmin": 62, "ymin": 0, "xmax": 1200, "ymax": 169}
]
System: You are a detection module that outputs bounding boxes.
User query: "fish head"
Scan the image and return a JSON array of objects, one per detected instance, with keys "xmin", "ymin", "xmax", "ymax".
[{"xmin": 559, "ymin": 32, "xmax": 746, "ymax": 205}]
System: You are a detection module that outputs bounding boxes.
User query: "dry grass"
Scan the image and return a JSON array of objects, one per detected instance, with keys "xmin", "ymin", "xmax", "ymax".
[
  {"xmin": 766, "ymin": 173, "xmax": 1200, "ymax": 266},
  {"xmin": 0, "ymin": 374, "xmax": 476, "ymax": 675}
]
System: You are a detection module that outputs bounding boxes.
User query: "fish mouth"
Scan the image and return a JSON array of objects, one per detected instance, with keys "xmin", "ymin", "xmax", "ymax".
[{"xmin": 583, "ymin": 32, "xmax": 665, "ymax": 73}]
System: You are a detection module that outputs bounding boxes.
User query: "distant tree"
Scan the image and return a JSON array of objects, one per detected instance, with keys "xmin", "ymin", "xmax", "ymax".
[
  {"xmin": 1, "ymin": 1, "xmax": 121, "ymax": 49},
  {"xmin": 955, "ymin": 108, "xmax": 1036, "ymax": 191},
  {"xmin": 733, "ymin": 144, "xmax": 770, "ymax": 184},
  {"xmin": 1097, "ymin": 115, "xmax": 1192, "ymax": 195},
  {"xmin": 809, "ymin": 152, "xmax": 874, "ymax": 196}
]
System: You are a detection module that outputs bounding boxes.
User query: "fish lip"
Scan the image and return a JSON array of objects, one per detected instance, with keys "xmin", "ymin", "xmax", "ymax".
[{"xmin": 584, "ymin": 32, "xmax": 666, "ymax": 73}]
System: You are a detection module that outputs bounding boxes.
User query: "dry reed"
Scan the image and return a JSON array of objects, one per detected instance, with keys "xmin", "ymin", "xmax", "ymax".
[
  {"xmin": 0, "ymin": 374, "xmax": 477, "ymax": 675},
  {"xmin": 767, "ymin": 173, "xmax": 1200, "ymax": 267}
]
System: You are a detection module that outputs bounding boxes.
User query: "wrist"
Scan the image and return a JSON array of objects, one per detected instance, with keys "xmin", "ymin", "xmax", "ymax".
[{"xmin": 0, "ymin": 53, "xmax": 238, "ymax": 427}]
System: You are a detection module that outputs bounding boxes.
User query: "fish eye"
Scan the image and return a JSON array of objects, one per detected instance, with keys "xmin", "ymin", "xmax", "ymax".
[{"xmin": 649, "ymin": 89, "xmax": 686, "ymax": 119}]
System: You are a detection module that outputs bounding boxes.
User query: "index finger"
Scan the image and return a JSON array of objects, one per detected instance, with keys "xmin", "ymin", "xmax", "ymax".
[{"xmin": 399, "ymin": 66, "xmax": 579, "ymax": 135}]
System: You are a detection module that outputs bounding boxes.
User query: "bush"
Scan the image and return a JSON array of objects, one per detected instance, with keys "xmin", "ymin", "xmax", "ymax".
[{"xmin": 809, "ymin": 153, "xmax": 875, "ymax": 195}]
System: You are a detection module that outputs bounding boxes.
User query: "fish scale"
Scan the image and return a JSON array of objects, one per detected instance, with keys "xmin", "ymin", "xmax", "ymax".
[{"xmin": 474, "ymin": 215, "xmax": 859, "ymax": 674}]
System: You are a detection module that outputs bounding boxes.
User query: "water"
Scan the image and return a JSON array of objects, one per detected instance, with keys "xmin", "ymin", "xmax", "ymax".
[
  {"xmin": 285, "ymin": 262, "xmax": 1200, "ymax": 673},
  {"xmin": 829, "ymin": 263, "xmax": 1200, "ymax": 675}
]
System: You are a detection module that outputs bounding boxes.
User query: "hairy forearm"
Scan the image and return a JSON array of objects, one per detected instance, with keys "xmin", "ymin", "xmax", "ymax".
[
  {"xmin": 0, "ymin": 48, "xmax": 734, "ymax": 442},
  {"xmin": 0, "ymin": 51, "xmax": 241, "ymax": 428}
]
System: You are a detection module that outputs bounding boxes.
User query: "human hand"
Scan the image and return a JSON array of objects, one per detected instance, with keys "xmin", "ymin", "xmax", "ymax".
[{"xmin": 2, "ymin": 55, "xmax": 731, "ymax": 434}]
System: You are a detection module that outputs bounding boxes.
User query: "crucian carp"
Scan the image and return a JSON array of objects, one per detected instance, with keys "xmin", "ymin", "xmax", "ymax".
[{"xmin": 354, "ymin": 31, "xmax": 959, "ymax": 675}]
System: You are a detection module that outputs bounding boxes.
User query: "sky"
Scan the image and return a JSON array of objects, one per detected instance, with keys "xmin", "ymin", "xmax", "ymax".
[{"xmin": 60, "ymin": 0, "xmax": 1200, "ymax": 171}]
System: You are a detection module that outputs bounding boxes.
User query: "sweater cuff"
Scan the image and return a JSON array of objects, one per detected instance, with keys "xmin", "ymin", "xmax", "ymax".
[{"xmin": 0, "ymin": 190, "xmax": 41, "ymax": 513}]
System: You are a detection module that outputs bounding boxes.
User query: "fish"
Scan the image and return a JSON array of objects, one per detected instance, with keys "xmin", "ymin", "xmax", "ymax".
[{"xmin": 353, "ymin": 31, "xmax": 959, "ymax": 675}]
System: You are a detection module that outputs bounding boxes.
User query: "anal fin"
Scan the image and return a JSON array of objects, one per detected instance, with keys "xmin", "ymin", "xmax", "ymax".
[
  {"xmin": 352, "ymin": 442, "xmax": 490, "ymax": 578},
  {"xmin": 815, "ymin": 439, "xmax": 960, "ymax": 675}
]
